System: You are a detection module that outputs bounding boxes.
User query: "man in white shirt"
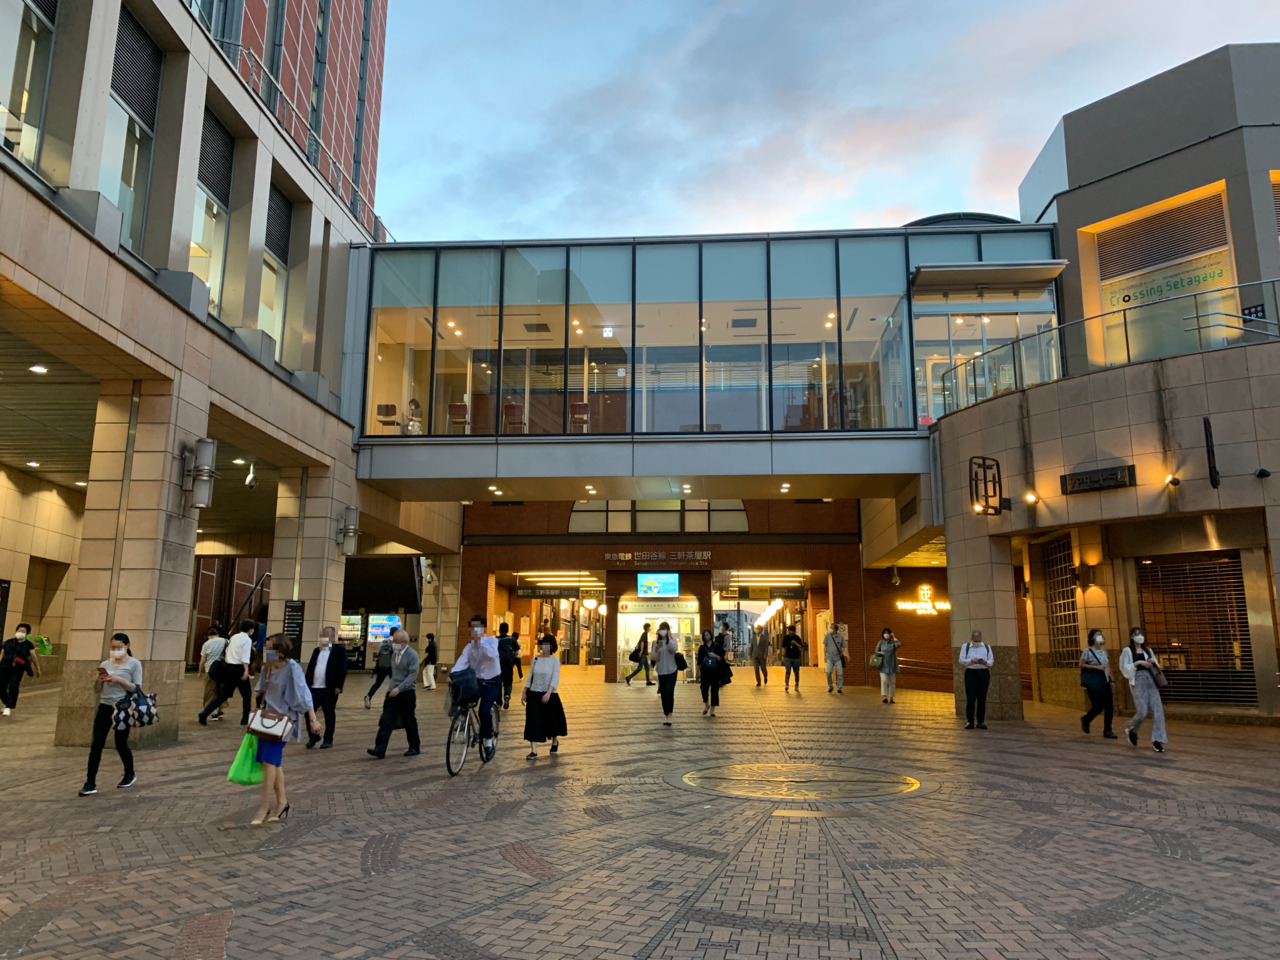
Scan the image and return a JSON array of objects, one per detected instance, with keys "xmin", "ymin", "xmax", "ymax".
[
  {"xmin": 199, "ymin": 618, "xmax": 255, "ymax": 725},
  {"xmin": 197, "ymin": 625, "xmax": 228, "ymax": 721},
  {"xmin": 958, "ymin": 629, "xmax": 994, "ymax": 730},
  {"xmin": 452, "ymin": 615, "xmax": 502, "ymax": 757},
  {"xmin": 823, "ymin": 624, "xmax": 847, "ymax": 694}
]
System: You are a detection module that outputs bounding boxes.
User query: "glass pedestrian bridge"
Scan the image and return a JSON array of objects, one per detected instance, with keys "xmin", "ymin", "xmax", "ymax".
[
  {"xmin": 358, "ymin": 222, "xmax": 1061, "ymax": 441},
  {"xmin": 939, "ymin": 278, "xmax": 1280, "ymax": 415}
]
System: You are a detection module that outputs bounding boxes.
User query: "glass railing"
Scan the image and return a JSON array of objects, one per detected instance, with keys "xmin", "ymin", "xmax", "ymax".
[{"xmin": 940, "ymin": 279, "xmax": 1280, "ymax": 415}]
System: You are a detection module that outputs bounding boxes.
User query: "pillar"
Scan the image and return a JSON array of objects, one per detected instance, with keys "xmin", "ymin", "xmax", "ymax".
[
  {"xmin": 57, "ymin": 375, "xmax": 209, "ymax": 747},
  {"xmin": 946, "ymin": 533, "xmax": 1023, "ymax": 721},
  {"xmin": 827, "ymin": 549, "xmax": 866, "ymax": 686},
  {"xmin": 603, "ymin": 570, "xmax": 629, "ymax": 682},
  {"xmin": 141, "ymin": 51, "xmax": 208, "ymax": 272},
  {"xmin": 281, "ymin": 202, "xmax": 325, "ymax": 371},
  {"xmin": 220, "ymin": 137, "xmax": 273, "ymax": 330},
  {"xmin": 418, "ymin": 552, "xmax": 461, "ymax": 669},
  {"xmin": 1224, "ymin": 168, "xmax": 1280, "ymax": 321},
  {"xmin": 267, "ymin": 466, "xmax": 350, "ymax": 665}
]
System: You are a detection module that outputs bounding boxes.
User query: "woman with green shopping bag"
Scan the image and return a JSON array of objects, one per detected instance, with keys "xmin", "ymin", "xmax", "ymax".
[{"xmin": 248, "ymin": 634, "xmax": 320, "ymax": 825}]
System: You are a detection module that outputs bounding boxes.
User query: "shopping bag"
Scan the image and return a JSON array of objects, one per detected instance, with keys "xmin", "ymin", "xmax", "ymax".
[{"xmin": 226, "ymin": 733, "xmax": 263, "ymax": 786}]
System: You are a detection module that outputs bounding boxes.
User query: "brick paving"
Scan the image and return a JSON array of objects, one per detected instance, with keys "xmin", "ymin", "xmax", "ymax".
[{"xmin": 2, "ymin": 669, "xmax": 1280, "ymax": 958}]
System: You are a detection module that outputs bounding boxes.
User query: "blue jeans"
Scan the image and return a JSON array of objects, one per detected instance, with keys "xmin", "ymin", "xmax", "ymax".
[
  {"xmin": 627, "ymin": 655, "xmax": 651, "ymax": 683},
  {"xmin": 784, "ymin": 658, "xmax": 801, "ymax": 687},
  {"xmin": 478, "ymin": 677, "xmax": 501, "ymax": 739}
]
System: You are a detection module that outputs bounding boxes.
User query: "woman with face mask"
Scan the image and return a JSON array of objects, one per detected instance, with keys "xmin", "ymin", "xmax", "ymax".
[
  {"xmin": 875, "ymin": 628, "xmax": 901, "ymax": 704},
  {"xmin": 1079, "ymin": 628, "xmax": 1117, "ymax": 739},
  {"xmin": 522, "ymin": 634, "xmax": 566, "ymax": 759},
  {"xmin": 698, "ymin": 628, "xmax": 725, "ymax": 718},
  {"xmin": 250, "ymin": 634, "xmax": 321, "ymax": 824},
  {"xmin": 650, "ymin": 621, "xmax": 680, "ymax": 725},
  {"xmin": 1120, "ymin": 627, "xmax": 1167, "ymax": 753},
  {"xmin": 79, "ymin": 633, "xmax": 141, "ymax": 796},
  {"xmin": 1, "ymin": 622, "xmax": 41, "ymax": 716}
]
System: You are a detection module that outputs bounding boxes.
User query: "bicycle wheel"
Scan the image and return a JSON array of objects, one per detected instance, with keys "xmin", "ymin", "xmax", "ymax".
[{"xmin": 446, "ymin": 708, "xmax": 470, "ymax": 776}]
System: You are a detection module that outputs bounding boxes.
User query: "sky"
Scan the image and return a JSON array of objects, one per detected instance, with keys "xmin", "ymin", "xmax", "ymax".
[{"xmin": 375, "ymin": 0, "xmax": 1280, "ymax": 243}]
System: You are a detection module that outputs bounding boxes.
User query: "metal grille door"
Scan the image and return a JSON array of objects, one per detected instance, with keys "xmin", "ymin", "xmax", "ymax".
[
  {"xmin": 1136, "ymin": 551, "xmax": 1256, "ymax": 704},
  {"xmin": 1044, "ymin": 536, "xmax": 1080, "ymax": 667}
]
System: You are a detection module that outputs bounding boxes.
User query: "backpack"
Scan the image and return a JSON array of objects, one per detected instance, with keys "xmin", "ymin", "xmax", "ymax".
[{"xmin": 376, "ymin": 641, "xmax": 394, "ymax": 669}]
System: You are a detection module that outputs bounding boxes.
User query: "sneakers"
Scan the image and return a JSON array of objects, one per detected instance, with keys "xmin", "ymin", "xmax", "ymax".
[
  {"xmin": 79, "ymin": 782, "xmax": 97, "ymax": 796},
  {"xmin": 117, "ymin": 774, "xmax": 137, "ymax": 789},
  {"xmin": 2, "ymin": 707, "xmax": 10, "ymax": 717},
  {"xmin": 197, "ymin": 713, "xmax": 208, "ymax": 726},
  {"xmin": 828, "ymin": 686, "xmax": 834, "ymax": 693},
  {"xmin": 1081, "ymin": 715, "xmax": 1090, "ymax": 734},
  {"xmin": 481, "ymin": 738, "xmax": 495, "ymax": 761},
  {"xmin": 364, "ymin": 694, "xmax": 372, "ymax": 709},
  {"xmin": 1153, "ymin": 742, "xmax": 1165, "ymax": 753},
  {"xmin": 965, "ymin": 723, "xmax": 975, "ymax": 730},
  {"xmin": 1127, "ymin": 730, "xmax": 1138, "ymax": 746},
  {"xmin": 503, "ymin": 696, "xmax": 510, "ymax": 709}
]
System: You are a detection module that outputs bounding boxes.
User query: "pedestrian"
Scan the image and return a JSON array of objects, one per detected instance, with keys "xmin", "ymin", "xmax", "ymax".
[
  {"xmin": 512, "ymin": 632, "xmax": 523, "ymax": 679},
  {"xmin": 1078, "ymin": 628, "xmax": 1118, "ymax": 739},
  {"xmin": 364, "ymin": 633, "xmax": 396, "ymax": 708},
  {"xmin": 304, "ymin": 626, "xmax": 346, "ymax": 748},
  {"xmin": 874, "ymin": 628, "xmax": 901, "ymax": 703},
  {"xmin": 781, "ymin": 625, "xmax": 803, "ymax": 692},
  {"xmin": 79, "ymin": 633, "xmax": 140, "ymax": 796},
  {"xmin": 1, "ymin": 621, "xmax": 41, "ymax": 716},
  {"xmin": 497, "ymin": 622, "xmax": 520, "ymax": 708},
  {"xmin": 523, "ymin": 634, "xmax": 567, "ymax": 759},
  {"xmin": 451, "ymin": 615, "xmax": 502, "ymax": 758},
  {"xmin": 823, "ymin": 623, "xmax": 847, "ymax": 694},
  {"xmin": 750, "ymin": 627, "xmax": 770, "ymax": 686},
  {"xmin": 651, "ymin": 621, "xmax": 679, "ymax": 725},
  {"xmin": 422, "ymin": 632, "xmax": 438, "ymax": 689},
  {"xmin": 1120, "ymin": 627, "xmax": 1167, "ymax": 753},
  {"xmin": 698, "ymin": 628, "xmax": 725, "ymax": 717},
  {"xmin": 250, "ymin": 634, "xmax": 321, "ymax": 824},
  {"xmin": 626, "ymin": 622, "xmax": 652, "ymax": 686},
  {"xmin": 197, "ymin": 625, "xmax": 226, "ymax": 721},
  {"xmin": 366, "ymin": 629, "xmax": 422, "ymax": 759},
  {"xmin": 959, "ymin": 629, "xmax": 993, "ymax": 729},
  {"xmin": 199, "ymin": 618, "xmax": 254, "ymax": 725}
]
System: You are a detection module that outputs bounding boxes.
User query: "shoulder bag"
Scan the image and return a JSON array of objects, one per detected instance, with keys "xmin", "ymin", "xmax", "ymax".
[
  {"xmin": 673, "ymin": 651, "xmax": 688, "ymax": 672},
  {"xmin": 869, "ymin": 649, "xmax": 885, "ymax": 670},
  {"xmin": 112, "ymin": 684, "xmax": 159, "ymax": 731},
  {"xmin": 1146, "ymin": 660, "xmax": 1169, "ymax": 689},
  {"xmin": 248, "ymin": 706, "xmax": 294, "ymax": 742},
  {"xmin": 628, "ymin": 645, "xmax": 641, "ymax": 664},
  {"xmin": 1080, "ymin": 649, "xmax": 1107, "ymax": 690}
]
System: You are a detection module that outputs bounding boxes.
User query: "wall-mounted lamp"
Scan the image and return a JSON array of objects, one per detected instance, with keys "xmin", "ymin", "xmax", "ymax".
[
  {"xmin": 1024, "ymin": 491, "xmax": 1038, "ymax": 504},
  {"xmin": 1256, "ymin": 468, "xmax": 1271, "ymax": 479},
  {"xmin": 582, "ymin": 597, "xmax": 598, "ymax": 610},
  {"xmin": 1073, "ymin": 564, "xmax": 1097, "ymax": 588},
  {"xmin": 335, "ymin": 505, "xmax": 361, "ymax": 556},
  {"xmin": 181, "ymin": 438, "xmax": 219, "ymax": 509},
  {"xmin": 1164, "ymin": 474, "xmax": 1180, "ymax": 487}
]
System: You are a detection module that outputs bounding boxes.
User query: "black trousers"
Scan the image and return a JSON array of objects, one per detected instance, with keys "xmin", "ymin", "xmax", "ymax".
[
  {"xmin": 309, "ymin": 688, "xmax": 337, "ymax": 744},
  {"xmin": 367, "ymin": 668, "xmax": 392, "ymax": 698},
  {"xmin": 658, "ymin": 671, "xmax": 677, "ymax": 715},
  {"xmin": 700, "ymin": 675, "xmax": 720, "ymax": 708},
  {"xmin": 500, "ymin": 661, "xmax": 516, "ymax": 701},
  {"xmin": 0, "ymin": 667, "xmax": 27, "ymax": 708},
  {"xmin": 87, "ymin": 703, "xmax": 132, "ymax": 784},
  {"xmin": 1083, "ymin": 683, "xmax": 1114, "ymax": 732},
  {"xmin": 374, "ymin": 690, "xmax": 419, "ymax": 754},
  {"xmin": 964, "ymin": 669, "xmax": 990, "ymax": 725},
  {"xmin": 201, "ymin": 671, "xmax": 251, "ymax": 722}
]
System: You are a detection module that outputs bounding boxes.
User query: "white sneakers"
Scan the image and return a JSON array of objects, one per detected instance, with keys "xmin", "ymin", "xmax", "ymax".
[{"xmin": 2, "ymin": 708, "xmax": 10, "ymax": 717}]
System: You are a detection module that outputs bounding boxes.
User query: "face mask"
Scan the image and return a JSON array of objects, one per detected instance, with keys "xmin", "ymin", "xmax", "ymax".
[
  {"xmin": 1134, "ymin": 635, "xmax": 1145, "ymax": 644},
  {"xmin": 472, "ymin": 626, "xmax": 483, "ymax": 637},
  {"xmin": 393, "ymin": 642, "xmax": 406, "ymax": 651},
  {"xmin": 264, "ymin": 649, "xmax": 279, "ymax": 662},
  {"xmin": 15, "ymin": 631, "xmax": 26, "ymax": 639},
  {"xmin": 659, "ymin": 630, "xmax": 668, "ymax": 637},
  {"xmin": 1092, "ymin": 635, "xmax": 1105, "ymax": 646},
  {"xmin": 319, "ymin": 638, "xmax": 331, "ymax": 647},
  {"xmin": 111, "ymin": 648, "xmax": 127, "ymax": 659}
]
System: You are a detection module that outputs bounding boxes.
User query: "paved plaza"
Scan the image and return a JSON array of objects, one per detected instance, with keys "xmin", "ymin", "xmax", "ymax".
[{"xmin": 2, "ymin": 667, "xmax": 1280, "ymax": 960}]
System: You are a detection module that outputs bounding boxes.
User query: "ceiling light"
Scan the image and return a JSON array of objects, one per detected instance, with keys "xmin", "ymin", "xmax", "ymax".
[
  {"xmin": 494, "ymin": 490, "xmax": 503, "ymax": 496},
  {"xmin": 196, "ymin": 528, "xmax": 203, "ymax": 534},
  {"xmin": 571, "ymin": 319, "xmax": 579, "ymax": 326},
  {"xmin": 827, "ymin": 312, "xmax": 836, "ymax": 319},
  {"xmin": 454, "ymin": 330, "xmax": 463, "ymax": 336},
  {"xmin": 446, "ymin": 320, "xmax": 455, "ymax": 327},
  {"xmin": 575, "ymin": 328, "xmax": 583, "ymax": 335},
  {"xmin": 29, "ymin": 365, "xmax": 47, "ymax": 374},
  {"xmin": 981, "ymin": 315, "xmax": 991, "ymax": 323},
  {"xmin": 954, "ymin": 317, "xmax": 964, "ymax": 325},
  {"xmin": 488, "ymin": 485, "xmax": 497, "ymax": 491},
  {"xmin": 75, "ymin": 481, "xmax": 87, "ymax": 487},
  {"xmin": 26, "ymin": 461, "xmax": 39, "ymax": 467},
  {"xmin": 825, "ymin": 321, "xmax": 833, "ymax": 328},
  {"xmin": 232, "ymin": 458, "xmax": 246, "ymax": 465}
]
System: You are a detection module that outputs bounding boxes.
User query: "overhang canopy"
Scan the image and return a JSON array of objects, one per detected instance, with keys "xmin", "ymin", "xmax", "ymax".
[{"xmin": 910, "ymin": 260, "xmax": 1068, "ymax": 296}]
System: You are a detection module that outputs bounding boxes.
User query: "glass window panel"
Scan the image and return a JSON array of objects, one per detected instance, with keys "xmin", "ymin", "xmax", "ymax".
[
  {"xmin": 434, "ymin": 249, "xmax": 500, "ymax": 434},
  {"xmin": 368, "ymin": 250, "xmax": 435, "ymax": 436},
  {"xmin": 702, "ymin": 241, "xmax": 766, "ymax": 431},
  {"xmin": 568, "ymin": 512, "xmax": 606, "ymax": 533},
  {"xmin": 1, "ymin": 1, "xmax": 53, "ymax": 171},
  {"xmin": 709, "ymin": 512, "xmax": 749, "ymax": 532},
  {"xmin": 569, "ymin": 245, "xmax": 632, "ymax": 434},
  {"xmin": 684, "ymin": 511, "xmax": 709, "ymax": 532},
  {"xmin": 258, "ymin": 251, "xmax": 286, "ymax": 357},
  {"xmin": 708, "ymin": 500, "xmax": 743, "ymax": 509},
  {"xmin": 910, "ymin": 312, "xmax": 951, "ymax": 426},
  {"xmin": 502, "ymin": 247, "xmax": 566, "ymax": 434},
  {"xmin": 908, "ymin": 233, "xmax": 978, "ymax": 269},
  {"xmin": 636, "ymin": 500, "xmax": 680, "ymax": 510},
  {"xmin": 607, "ymin": 511, "xmax": 632, "ymax": 533},
  {"xmin": 770, "ymin": 239, "xmax": 838, "ymax": 431},
  {"xmin": 98, "ymin": 97, "xmax": 153, "ymax": 252},
  {"xmin": 574, "ymin": 499, "xmax": 605, "ymax": 511},
  {"xmin": 607, "ymin": 500, "xmax": 631, "ymax": 510},
  {"xmin": 636, "ymin": 243, "xmax": 699, "ymax": 433},
  {"xmin": 189, "ymin": 187, "xmax": 228, "ymax": 317},
  {"xmin": 982, "ymin": 231, "xmax": 1054, "ymax": 262},
  {"xmin": 636, "ymin": 512, "xmax": 680, "ymax": 533},
  {"xmin": 839, "ymin": 237, "xmax": 911, "ymax": 429}
]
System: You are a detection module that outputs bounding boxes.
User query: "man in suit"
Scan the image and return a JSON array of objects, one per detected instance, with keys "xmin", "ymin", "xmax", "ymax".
[
  {"xmin": 367, "ymin": 629, "xmax": 421, "ymax": 759},
  {"xmin": 305, "ymin": 626, "xmax": 347, "ymax": 748}
]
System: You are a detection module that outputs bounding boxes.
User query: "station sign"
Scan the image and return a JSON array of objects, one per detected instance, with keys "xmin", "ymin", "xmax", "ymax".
[
  {"xmin": 1060, "ymin": 464, "xmax": 1135, "ymax": 495},
  {"xmin": 895, "ymin": 584, "xmax": 951, "ymax": 616},
  {"xmin": 728, "ymin": 586, "xmax": 807, "ymax": 600},
  {"xmin": 516, "ymin": 587, "xmax": 580, "ymax": 599},
  {"xmin": 618, "ymin": 598, "xmax": 700, "ymax": 614}
]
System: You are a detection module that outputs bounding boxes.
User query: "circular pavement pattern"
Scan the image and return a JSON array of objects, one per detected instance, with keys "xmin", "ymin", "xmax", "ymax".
[{"xmin": 680, "ymin": 762, "xmax": 921, "ymax": 800}]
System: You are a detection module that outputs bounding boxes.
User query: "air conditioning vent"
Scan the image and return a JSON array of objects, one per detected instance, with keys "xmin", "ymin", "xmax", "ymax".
[{"xmin": 1096, "ymin": 194, "xmax": 1227, "ymax": 282}]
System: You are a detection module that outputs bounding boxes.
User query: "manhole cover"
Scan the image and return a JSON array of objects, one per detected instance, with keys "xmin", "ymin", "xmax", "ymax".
[{"xmin": 681, "ymin": 763, "xmax": 920, "ymax": 800}]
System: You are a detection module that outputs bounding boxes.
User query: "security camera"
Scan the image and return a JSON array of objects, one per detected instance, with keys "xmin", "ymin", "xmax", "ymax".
[
  {"xmin": 424, "ymin": 570, "xmax": 436, "ymax": 586},
  {"xmin": 244, "ymin": 462, "xmax": 257, "ymax": 490},
  {"xmin": 891, "ymin": 565, "xmax": 901, "ymax": 587}
]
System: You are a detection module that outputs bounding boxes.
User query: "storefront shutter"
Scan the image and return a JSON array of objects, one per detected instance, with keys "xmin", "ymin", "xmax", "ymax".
[
  {"xmin": 110, "ymin": 6, "xmax": 163, "ymax": 130},
  {"xmin": 197, "ymin": 109, "xmax": 234, "ymax": 207},
  {"xmin": 1096, "ymin": 194, "xmax": 1228, "ymax": 282},
  {"xmin": 29, "ymin": 0, "xmax": 58, "ymax": 25},
  {"xmin": 265, "ymin": 184, "xmax": 292, "ymax": 263}
]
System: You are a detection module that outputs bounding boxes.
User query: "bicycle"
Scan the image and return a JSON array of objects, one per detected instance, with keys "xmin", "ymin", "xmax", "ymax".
[{"xmin": 445, "ymin": 693, "xmax": 500, "ymax": 776}]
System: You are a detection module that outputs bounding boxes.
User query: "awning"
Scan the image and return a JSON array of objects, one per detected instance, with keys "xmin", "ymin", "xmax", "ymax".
[
  {"xmin": 910, "ymin": 260, "xmax": 1068, "ymax": 296},
  {"xmin": 343, "ymin": 556, "xmax": 423, "ymax": 613}
]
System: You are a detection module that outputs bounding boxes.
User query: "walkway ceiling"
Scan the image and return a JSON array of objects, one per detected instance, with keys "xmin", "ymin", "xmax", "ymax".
[
  {"xmin": 910, "ymin": 260, "xmax": 1068, "ymax": 296},
  {"xmin": 193, "ymin": 440, "xmax": 280, "ymax": 535}
]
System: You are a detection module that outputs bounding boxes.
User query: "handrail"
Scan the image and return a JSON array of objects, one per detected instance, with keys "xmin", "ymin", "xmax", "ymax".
[
  {"xmin": 940, "ymin": 277, "xmax": 1280, "ymax": 416},
  {"xmin": 230, "ymin": 571, "xmax": 272, "ymax": 627}
]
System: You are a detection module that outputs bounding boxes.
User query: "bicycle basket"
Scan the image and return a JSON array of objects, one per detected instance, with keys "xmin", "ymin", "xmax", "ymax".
[{"xmin": 449, "ymin": 667, "xmax": 481, "ymax": 705}]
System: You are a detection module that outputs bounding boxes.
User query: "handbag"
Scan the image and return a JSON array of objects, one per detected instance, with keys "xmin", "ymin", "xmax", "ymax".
[
  {"xmin": 112, "ymin": 687, "xmax": 158, "ymax": 731},
  {"xmin": 674, "ymin": 651, "xmax": 688, "ymax": 672},
  {"xmin": 869, "ymin": 652, "xmax": 884, "ymax": 670},
  {"xmin": 247, "ymin": 707, "xmax": 294, "ymax": 742},
  {"xmin": 718, "ymin": 659, "xmax": 733, "ymax": 686},
  {"xmin": 1147, "ymin": 662, "xmax": 1169, "ymax": 689},
  {"xmin": 628, "ymin": 648, "xmax": 641, "ymax": 664}
]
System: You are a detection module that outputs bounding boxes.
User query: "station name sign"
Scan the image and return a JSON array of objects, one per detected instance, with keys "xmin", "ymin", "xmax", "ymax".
[
  {"xmin": 1059, "ymin": 464, "xmax": 1136, "ymax": 495},
  {"xmin": 516, "ymin": 587, "xmax": 580, "ymax": 599}
]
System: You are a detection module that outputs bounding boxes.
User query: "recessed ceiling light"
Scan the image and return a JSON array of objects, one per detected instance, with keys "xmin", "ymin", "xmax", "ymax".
[
  {"xmin": 196, "ymin": 528, "xmax": 203, "ymax": 534},
  {"xmin": 26, "ymin": 461, "xmax": 39, "ymax": 467},
  {"xmin": 494, "ymin": 490, "xmax": 503, "ymax": 496},
  {"xmin": 488, "ymin": 485, "xmax": 497, "ymax": 491},
  {"xmin": 29, "ymin": 365, "xmax": 47, "ymax": 374},
  {"xmin": 571, "ymin": 319, "xmax": 580, "ymax": 326},
  {"xmin": 446, "ymin": 320, "xmax": 455, "ymax": 327},
  {"xmin": 454, "ymin": 330, "xmax": 463, "ymax": 336},
  {"xmin": 232, "ymin": 458, "xmax": 246, "ymax": 465},
  {"xmin": 75, "ymin": 481, "xmax": 87, "ymax": 487}
]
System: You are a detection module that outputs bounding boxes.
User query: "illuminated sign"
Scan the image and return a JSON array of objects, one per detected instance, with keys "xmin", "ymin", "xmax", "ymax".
[{"xmin": 895, "ymin": 584, "xmax": 952, "ymax": 616}]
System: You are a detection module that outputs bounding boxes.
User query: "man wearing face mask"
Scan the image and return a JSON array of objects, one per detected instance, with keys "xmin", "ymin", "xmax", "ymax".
[
  {"xmin": 452, "ymin": 615, "xmax": 503, "ymax": 758},
  {"xmin": 1079, "ymin": 628, "xmax": 1117, "ymax": 739},
  {"xmin": 305, "ymin": 626, "xmax": 347, "ymax": 748},
  {"xmin": 367, "ymin": 629, "xmax": 421, "ymax": 759},
  {"xmin": 1, "ymin": 622, "xmax": 42, "ymax": 717}
]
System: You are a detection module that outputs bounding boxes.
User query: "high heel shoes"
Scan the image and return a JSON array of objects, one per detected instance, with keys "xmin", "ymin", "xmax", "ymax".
[{"xmin": 266, "ymin": 803, "xmax": 291, "ymax": 823}]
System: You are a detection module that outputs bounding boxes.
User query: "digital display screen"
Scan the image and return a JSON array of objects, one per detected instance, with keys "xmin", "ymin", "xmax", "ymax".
[
  {"xmin": 367, "ymin": 614, "xmax": 402, "ymax": 641},
  {"xmin": 637, "ymin": 572, "xmax": 679, "ymax": 597}
]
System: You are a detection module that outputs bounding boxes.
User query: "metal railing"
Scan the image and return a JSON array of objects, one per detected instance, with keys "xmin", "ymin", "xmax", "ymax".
[
  {"xmin": 940, "ymin": 278, "xmax": 1280, "ymax": 416},
  {"xmin": 216, "ymin": 41, "xmax": 393, "ymax": 242}
]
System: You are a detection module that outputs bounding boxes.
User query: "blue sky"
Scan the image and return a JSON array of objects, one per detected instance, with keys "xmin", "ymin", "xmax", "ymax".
[{"xmin": 376, "ymin": 0, "xmax": 1280, "ymax": 242}]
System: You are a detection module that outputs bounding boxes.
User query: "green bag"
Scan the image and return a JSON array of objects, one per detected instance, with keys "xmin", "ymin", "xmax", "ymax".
[{"xmin": 226, "ymin": 733, "xmax": 263, "ymax": 786}]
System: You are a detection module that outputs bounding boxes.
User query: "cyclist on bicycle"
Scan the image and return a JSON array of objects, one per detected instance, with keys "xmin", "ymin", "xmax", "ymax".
[{"xmin": 453, "ymin": 615, "xmax": 502, "ymax": 757}]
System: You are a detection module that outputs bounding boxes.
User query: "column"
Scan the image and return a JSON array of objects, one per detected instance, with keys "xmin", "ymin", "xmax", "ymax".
[
  {"xmin": 603, "ymin": 570, "xmax": 630, "ymax": 682},
  {"xmin": 456, "ymin": 556, "xmax": 495, "ymax": 662},
  {"xmin": 267, "ymin": 465, "xmax": 351, "ymax": 665},
  {"xmin": 418, "ymin": 553, "xmax": 461, "ymax": 669},
  {"xmin": 141, "ymin": 52, "xmax": 208, "ymax": 272},
  {"xmin": 827, "ymin": 550, "xmax": 866, "ymax": 686},
  {"xmin": 1224, "ymin": 168, "xmax": 1280, "ymax": 320},
  {"xmin": 57, "ymin": 375, "xmax": 210, "ymax": 747},
  {"xmin": 220, "ymin": 138, "xmax": 273, "ymax": 330},
  {"xmin": 946, "ymin": 533, "xmax": 1023, "ymax": 721},
  {"xmin": 280, "ymin": 202, "xmax": 325, "ymax": 371}
]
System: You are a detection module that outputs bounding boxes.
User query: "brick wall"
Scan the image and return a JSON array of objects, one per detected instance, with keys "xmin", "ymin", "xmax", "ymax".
[{"xmin": 861, "ymin": 567, "xmax": 953, "ymax": 693}]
